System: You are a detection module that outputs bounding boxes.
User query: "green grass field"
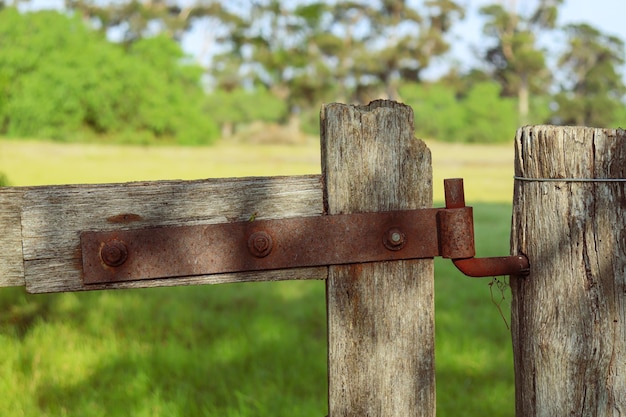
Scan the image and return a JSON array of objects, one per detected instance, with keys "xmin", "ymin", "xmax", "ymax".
[{"xmin": 0, "ymin": 138, "xmax": 517, "ymax": 416}]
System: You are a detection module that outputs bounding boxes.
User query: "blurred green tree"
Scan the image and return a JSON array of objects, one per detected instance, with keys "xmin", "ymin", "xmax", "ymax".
[
  {"xmin": 461, "ymin": 81, "xmax": 518, "ymax": 143},
  {"xmin": 0, "ymin": 8, "xmax": 217, "ymax": 144},
  {"xmin": 479, "ymin": 0, "xmax": 562, "ymax": 125},
  {"xmin": 210, "ymin": 1, "xmax": 338, "ymax": 128},
  {"xmin": 204, "ymin": 88, "xmax": 287, "ymax": 138},
  {"xmin": 553, "ymin": 23, "xmax": 626, "ymax": 127},
  {"xmin": 64, "ymin": 0, "xmax": 220, "ymax": 44},
  {"xmin": 330, "ymin": 0, "xmax": 465, "ymax": 102},
  {"xmin": 400, "ymin": 80, "xmax": 518, "ymax": 143},
  {"xmin": 399, "ymin": 82, "xmax": 464, "ymax": 142}
]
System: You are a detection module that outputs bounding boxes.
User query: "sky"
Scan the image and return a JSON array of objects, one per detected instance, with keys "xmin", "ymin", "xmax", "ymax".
[{"xmin": 556, "ymin": 0, "xmax": 626, "ymax": 37}]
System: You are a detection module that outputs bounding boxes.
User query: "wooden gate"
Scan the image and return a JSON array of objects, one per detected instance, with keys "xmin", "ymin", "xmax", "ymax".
[{"xmin": 0, "ymin": 101, "xmax": 436, "ymax": 416}]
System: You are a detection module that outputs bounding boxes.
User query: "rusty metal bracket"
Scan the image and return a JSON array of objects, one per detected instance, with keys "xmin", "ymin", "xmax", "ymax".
[
  {"xmin": 80, "ymin": 178, "xmax": 529, "ymax": 285},
  {"xmin": 442, "ymin": 178, "xmax": 530, "ymax": 277}
]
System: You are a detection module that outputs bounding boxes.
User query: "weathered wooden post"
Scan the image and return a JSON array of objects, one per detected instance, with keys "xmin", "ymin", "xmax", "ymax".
[
  {"xmin": 322, "ymin": 101, "xmax": 435, "ymax": 416},
  {"xmin": 511, "ymin": 126, "xmax": 626, "ymax": 416}
]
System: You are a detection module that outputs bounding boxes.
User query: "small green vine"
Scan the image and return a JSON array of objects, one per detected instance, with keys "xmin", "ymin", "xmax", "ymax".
[{"xmin": 489, "ymin": 276, "xmax": 510, "ymax": 330}]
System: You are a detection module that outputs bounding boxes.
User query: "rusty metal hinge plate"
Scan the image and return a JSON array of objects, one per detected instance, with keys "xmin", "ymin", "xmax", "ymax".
[
  {"xmin": 80, "ymin": 178, "xmax": 529, "ymax": 285},
  {"xmin": 81, "ymin": 209, "xmax": 449, "ymax": 285}
]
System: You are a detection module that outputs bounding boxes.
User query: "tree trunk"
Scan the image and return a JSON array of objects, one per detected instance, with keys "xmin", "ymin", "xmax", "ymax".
[
  {"xmin": 518, "ymin": 76, "xmax": 529, "ymax": 126},
  {"xmin": 221, "ymin": 121, "xmax": 234, "ymax": 139},
  {"xmin": 322, "ymin": 100, "xmax": 435, "ymax": 416},
  {"xmin": 511, "ymin": 125, "xmax": 626, "ymax": 416}
]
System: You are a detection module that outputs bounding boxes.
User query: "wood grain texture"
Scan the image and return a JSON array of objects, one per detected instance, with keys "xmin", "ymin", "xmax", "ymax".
[
  {"xmin": 511, "ymin": 126, "xmax": 626, "ymax": 416},
  {"xmin": 0, "ymin": 188, "xmax": 25, "ymax": 287},
  {"xmin": 17, "ymin": 175, "xmax": 326, "ymax": 293},
  {"xmin": 322, "ymin": 100, "xmax": 435, "ymax": 416}
]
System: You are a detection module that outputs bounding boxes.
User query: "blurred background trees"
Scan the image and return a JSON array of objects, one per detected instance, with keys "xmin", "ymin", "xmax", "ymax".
[{"xmin": 0, "ymin": 0, "xmax": 624, "ymax": 144}]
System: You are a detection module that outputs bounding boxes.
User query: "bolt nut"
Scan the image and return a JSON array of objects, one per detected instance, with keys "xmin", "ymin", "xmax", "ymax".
[
  {"xmin": 383, "ymin": 228, "xmax": 406, "ymax": 251},
  {"xmin": 248, "ymin": 231, "xmax": 273, "ymax": 258},
  {"xmin": 100, "ymin": 240, "xmax": 128, "ymax": 267}
]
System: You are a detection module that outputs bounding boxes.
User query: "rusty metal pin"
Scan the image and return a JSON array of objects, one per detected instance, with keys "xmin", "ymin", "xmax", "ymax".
[
  {"xmin": 248, "ymin": 231, "xmax": 273, "ymax": 258},
  {"xmin": 452, "ymin": 256, "xmax": 530, "ymax": 277},
  {"xmin": 444, "ymin": 178, "xmax": 466, "ymax": 209},
  {"xmin": 100, "ymin": 240, "xmax": 128, "ymax": 267},
  {"xmin": 384, "ymin": 228, "xmax": 406, "ymax": 251}
]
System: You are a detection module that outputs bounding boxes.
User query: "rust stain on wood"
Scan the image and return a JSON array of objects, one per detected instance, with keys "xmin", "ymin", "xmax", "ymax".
[
  {"xmin": 72, "ymin": 245, "xmax": 84, "ymax": 278},
  {"xmin": 107, "ymin": 213, "xmax": 144, "ymax": 223}
]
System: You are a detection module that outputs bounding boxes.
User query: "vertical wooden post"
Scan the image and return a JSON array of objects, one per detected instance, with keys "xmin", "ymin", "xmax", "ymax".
[
  {"xmin": 511, "ymin": 126, "xmax": 626, "ymax": 416},
  {"xmin": 321, "ymin": 100, "xmax": 435, "ymax": 416}
]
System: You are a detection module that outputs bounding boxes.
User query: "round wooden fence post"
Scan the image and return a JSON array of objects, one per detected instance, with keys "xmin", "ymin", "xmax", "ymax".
[
  {"xmin": 511, "ymin": 126, "xmax": 626, "ymax": 416},
  {"xmin": 321, "ymin": 101, "xmax": 435, "ymax": 416}
]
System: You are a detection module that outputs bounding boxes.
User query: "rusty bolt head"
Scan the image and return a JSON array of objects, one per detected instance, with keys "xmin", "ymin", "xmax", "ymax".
[
  {"xmin": 248, "ymin": 231, "xmax": 273, "ymax": 258},
  {"xmin": 100, "ymin": 240, "xmax": 128, "ymax": 267},
  {"xmin": 384, "ymin": 228, "xmax": 406, "ymax": 251}
]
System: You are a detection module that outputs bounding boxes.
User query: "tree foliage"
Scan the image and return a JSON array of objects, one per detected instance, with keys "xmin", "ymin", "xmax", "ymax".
[
  {"xmin": 326, "ymin": 0, "xmax": 464, "ymax": 100},
  {"xmin": 0, "ymin": 7, "xmax": 218, "ymax": 144},
  {"xmin": 553, "ymin": 23, "xmax": 626, "ymax": 127},
  {"xmin": 64, "ymin": 0, "xmax": 221, "ymax": 44},
  {"xmin": 204, "ymin": 88, "xmax": 287, "ymax": 137},
  {"xmin": 399, "ymin": 80, "xmax": 519, "ymax": 143}
]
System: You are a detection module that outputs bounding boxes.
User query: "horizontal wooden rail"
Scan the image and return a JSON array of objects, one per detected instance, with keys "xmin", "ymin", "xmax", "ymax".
[
  {"xmin": 0, "ymin": 188, "xmax": 25, "ymax": 287},
  {"xmin": 0, "ymin": 175, "xmax": 326, "ymax": 293}
]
